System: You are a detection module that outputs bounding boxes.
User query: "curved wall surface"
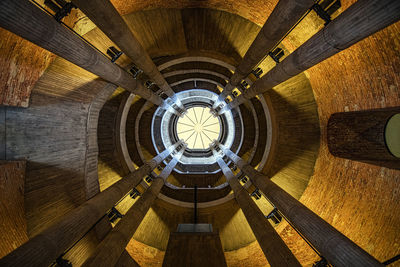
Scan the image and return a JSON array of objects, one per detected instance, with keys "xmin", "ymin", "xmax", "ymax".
[{"xmin": 0, "ymin": 0, "xmax": 399, "ymax": 266}]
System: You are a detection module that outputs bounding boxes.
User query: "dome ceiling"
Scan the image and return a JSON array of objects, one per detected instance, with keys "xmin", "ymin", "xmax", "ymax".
[
  {"xmin": 176, "ymin": 106, "xmax": 220, "ymax": 150},
  {"xmin": 109, "ymin": 0, "xmax": 277, "ymax": 25},
  {"xmin": 1, "ymin": 0, "xmax": 398, "ymax": 266},
  {"xmin": 86, "ymin": 7, "xmax": 320, "ymax": 252}
]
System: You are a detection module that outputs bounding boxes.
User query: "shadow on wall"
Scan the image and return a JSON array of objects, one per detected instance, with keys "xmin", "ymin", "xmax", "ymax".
[
  {"xmin": 24, "ymin": 162, "xmax": 86, "ymax": 235},
  {"xmin": 4, "ymin": 92, "xmax": 90, "ymax": 236},
  {"xmin": 97, "ymin": 92, "xmax": 128, "ymax": 178},
  {"xmin": 132, "ymin": 198, "xmax": 256, "ymax": 252},
  {"xmin": 261, "ymin": 77, "xmax": 320, "ymax": 200},
  {"xmin": 126, "ymin": 97, "xmax": 147, "ymax": 167},
  {"xmin": 138, "ymin": 105, "xmax": 158, "ymax": 160},
  {"xmin": 266, "ymin": 89, "xmax": 320, "ymax": 178},
  {"xmin": 238, "ymin": 103, "xmax": 256, "ymax": 160},
  {"xmin": 3, "ymin": 74, "xmax": 115, "ymax": 235},
  {"xmin": 181, "ymin": 8, "xmax": 256, "ymax": 64}
]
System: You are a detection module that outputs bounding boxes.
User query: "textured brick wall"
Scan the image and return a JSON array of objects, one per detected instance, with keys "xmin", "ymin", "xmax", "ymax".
[
  {"xmin": 110, "ymin": 0, "xmax": 277, "ymax": 26},
  {"xmin": 126, "ymin": 239, "xmax": 165, "ymax": 267},
  {"xmin": 0, "ymin": 161, "xmax": 28, "ymax": 258},
  {"xmin": 224, "ymin": 241, "xmax": 268, "ymax": 267},
  {"xmin": 275, "ymin": 6, "xmax": 400, "ymax": 266},
  {"xmin": 0, "ymin": 30, "xmax": 54, "ymax": 107},
  {"xmin": 0, "ymin": 6, "xmax": 91, "ymax": 107},
  {"xmin": 301, "ymin": 23, "xmax": 400, "ymax": 264}
]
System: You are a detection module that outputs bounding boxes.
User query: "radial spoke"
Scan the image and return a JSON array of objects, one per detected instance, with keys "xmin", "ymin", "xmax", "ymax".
[
  {"xmin": 201, "ymin": 114, "xmax": 213, "ymax": 126},
  {"xmin": 193, "ymin": 133, "xmax": 199, "ymax": 148},
  {"xmin": 199, "ymin": 108, "xmax": 205, "ymax": 123},
  {"xmin": 203, "ymin": 122, "xmax": 219, "ymax": 128},
  {"xmin": 186, "ymin": 113, "xmax": 196, "ymax": 125},
  {"xmin": 199, "ymin": 133, "xmax": 205, "ymax": 148},
  {"xmin": 202, "ymin": 131, "xmax": 213, "ymax": 142},
  {"xmin": 178, "ymin": 121, "xmax": 194, "ymax": 127},
  {"xmin": 185, "ymin": 131, "xmax": 196, "ymax": 143},
  {"xmin": 178, "ymin": 129, "xmax": 194, "ymax": 135},
  {"xmin": 193, "ymin": 108, "xmax": 199, "ymax": 123},
  {"xmin": 204, "ymin": 129, "xmax": 220, "ymax": 135}
]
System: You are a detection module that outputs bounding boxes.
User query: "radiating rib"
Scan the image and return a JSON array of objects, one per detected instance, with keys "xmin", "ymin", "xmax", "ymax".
[
  {"xmin": 186, "ymin": 112, "xmax": 197, "ymax": 125},
  {"xmin": 185, "ymin": 131, "xmax": 196, "ymax": 143},
  {"xmin": 194, "ymin": 133, "xmax": 199, "ymax": 148},
  {"xmin": 203, "ymin": 122, "xmax": 220, "ymax": 127},
  {"xmin": 204, "ymin": 129, "xmax": 220, "ymax": 135},
  {"xmin": 201, "ymin": 114, "xmax": 213, "ymax": 126},
  {"xmin": 199, "ymin": 133, "xmax": 205, "ymax": 148},
  {"xmin": 178, "ymin": 121, "xmax": 195, "ymax": 127},
  {"xmin": 178, "ymin": 129, "xmax": 194, "ymax": 135},
  {"xmin": 199, "ymin": 108, "xmax": 205, "ymax": 123},
  {"xmin": 193, "ymin": 108, "xmax": 199, "ymax": 123},
  {"xmin": 202, "ymin": 132, "xmax": 213, "ymax": 142}
]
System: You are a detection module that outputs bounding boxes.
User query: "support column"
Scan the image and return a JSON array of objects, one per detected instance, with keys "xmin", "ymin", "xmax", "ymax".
[
  {"xmin": 327, "ymin": 107, "xmax": 400, "ymax": 170},
  {"xmin": 219, "ymin": 0, "xmax": 314, "ymax": 100},
  {"xmin": 82, "ymin": 147, "xmax": 186, "ymax": 267},
  {"xmin": 0, "ymin": 0, "xmax": 163, "ymax": 106},
  {"xmin": 0, "ymin": 142, "xmax": 182, "ymax": 267},
  {"xmin": 222, "ymin": 146, "xmax": 383, "ymax": 267},
  {"xmin": 212, "ymin": 150, "xmax": 300, "ymax": 267},
  {"xmin": 224, "ymin": 0, "xmax": 400, "ymax": 112},
  {"xmin": 71, "ymin": 0, "xmax": 178, "ymax": 101}
]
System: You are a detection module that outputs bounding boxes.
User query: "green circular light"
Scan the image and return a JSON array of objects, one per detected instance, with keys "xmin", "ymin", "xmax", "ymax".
[{"xmin": 385, "ymin": 113, "xmax": 400, "ymax": 158}]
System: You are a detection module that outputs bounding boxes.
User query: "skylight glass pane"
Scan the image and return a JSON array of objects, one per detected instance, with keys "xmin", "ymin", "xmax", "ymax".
[{"xmin": 177, "ymin": 107, "xmax": 221, "ymax": 149}]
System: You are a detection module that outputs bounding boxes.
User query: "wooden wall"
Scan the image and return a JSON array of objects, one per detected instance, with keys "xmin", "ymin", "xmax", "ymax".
[
  {"xmin": 290, "ymin": 22, "xmax": 400, "ymax": 267},
  {"xmin": 130, "ymin": 198, "xmax": 257, "ymax": 252},
  {"xmin": 263, "ymin": 1, "xmax": 400, "ymax": 265},
  {"xmin": 83, "ymin": 8, "xmax": 260, "ymax": 64}
]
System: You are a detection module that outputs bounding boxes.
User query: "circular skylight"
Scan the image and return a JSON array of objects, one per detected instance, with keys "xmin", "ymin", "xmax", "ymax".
[{"xmin": 176, "ymin": 106, "xmax": 221, "ymax": 150}]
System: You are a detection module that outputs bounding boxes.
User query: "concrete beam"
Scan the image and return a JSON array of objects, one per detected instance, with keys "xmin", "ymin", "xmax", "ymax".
[
  {"xmin": 220, "ymin": 0, "xmax": 315, "ymax": 100},
  {"xmin": 0, "ymin": 0, "xmax": 163, "ymax": 106},
  {"xmin": 222, "ymin": 147, "xmax": 383, "ymax": 267},
  {"xmin": 213, "ymin": 151, "xmax": 300, "ymax": 267},
  {"xmin": 225, "ymin": 0, "xmax": 400, "ymax": 111},
  {"xmin": 327, "ymin": 107, "xmax": 400, "ymax": 169},
  {"xmin": 72, "ymin": 0, "xmax": 176, "ymax": 98},
  {"xmin": 0, "ymin": 143, "xmax": 181, "ymax": 267},
  {"xmin": 82, "ymin": 147, "xmax": 186, "ymax": 267}
]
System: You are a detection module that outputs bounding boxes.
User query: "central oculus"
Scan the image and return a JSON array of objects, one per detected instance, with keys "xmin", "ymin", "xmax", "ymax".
[{"xmin": 176, "ymin": 106, "xmax": 221, "ymax": 150}]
